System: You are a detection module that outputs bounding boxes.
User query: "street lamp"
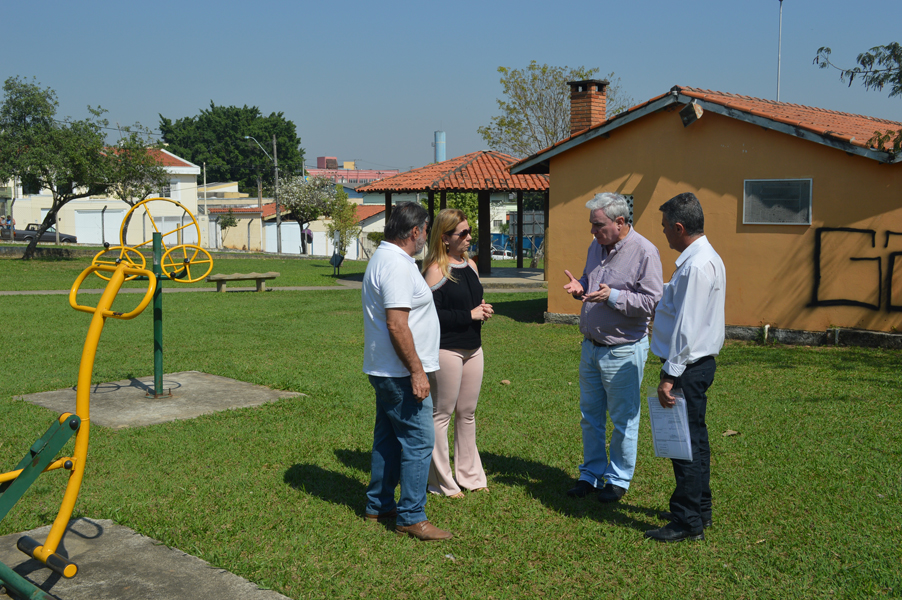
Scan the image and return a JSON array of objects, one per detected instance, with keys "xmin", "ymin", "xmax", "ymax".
[{"xmin": 245, "ymin": 135, "xmax": 281, "ymax": 254}]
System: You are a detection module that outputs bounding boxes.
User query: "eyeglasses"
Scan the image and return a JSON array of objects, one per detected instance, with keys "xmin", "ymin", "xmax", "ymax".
[{"xmin": 449, "ymin": 228, "xmax": 471, "ymax": 238}]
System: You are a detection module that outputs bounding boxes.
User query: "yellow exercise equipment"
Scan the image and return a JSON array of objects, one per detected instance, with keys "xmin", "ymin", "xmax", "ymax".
[{"xmin": 0, "ymin": 200, "xmax": 213, "ymax": 599}]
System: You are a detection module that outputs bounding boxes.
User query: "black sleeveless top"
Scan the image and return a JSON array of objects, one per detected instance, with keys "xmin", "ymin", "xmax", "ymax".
[{"xmin": 429, "ymin": 261, "xmax": 483, "ymax": 350}]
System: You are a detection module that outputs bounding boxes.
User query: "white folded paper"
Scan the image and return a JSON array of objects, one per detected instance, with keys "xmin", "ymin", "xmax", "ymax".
[{"xmin": 646, "ymin": 387, "xmax": 692, "ymax": 461}]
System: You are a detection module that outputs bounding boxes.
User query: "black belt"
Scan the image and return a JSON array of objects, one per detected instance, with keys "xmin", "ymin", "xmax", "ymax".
[{"xmin": 586, "ymin": 338, "xmax": 613, "ymax": 347}]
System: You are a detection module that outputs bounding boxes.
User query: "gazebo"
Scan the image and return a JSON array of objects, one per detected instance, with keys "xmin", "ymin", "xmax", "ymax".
[{"xmin": 357, "ymin": 150, "xmax": 549, "ymax": 275}]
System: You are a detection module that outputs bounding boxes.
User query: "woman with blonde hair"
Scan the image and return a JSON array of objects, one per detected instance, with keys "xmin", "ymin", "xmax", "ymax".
[{"xmin": 422, "ymin": 209, "xmax": 493, "ymax": 498}]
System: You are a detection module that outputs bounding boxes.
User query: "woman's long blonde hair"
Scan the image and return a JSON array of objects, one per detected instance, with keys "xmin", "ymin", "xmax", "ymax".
[{"xmin": 422, "ymin": 208, "xmax": 468, "ymax": 282}]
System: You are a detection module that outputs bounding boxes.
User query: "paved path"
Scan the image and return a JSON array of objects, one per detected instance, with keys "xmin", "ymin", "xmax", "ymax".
[{"xmin": 0, "ymin": 268, "xmax": 548, "ymax": 296}]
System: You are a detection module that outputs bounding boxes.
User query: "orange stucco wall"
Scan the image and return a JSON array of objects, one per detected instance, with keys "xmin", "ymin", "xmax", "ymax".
[{"xmin": 547, "ymin": 107, "xmax": 902, "ymax": 333}]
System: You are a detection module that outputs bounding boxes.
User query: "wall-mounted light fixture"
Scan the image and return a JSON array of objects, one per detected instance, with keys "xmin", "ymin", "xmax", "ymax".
[{"xmin": 679, "ymin": 101, "xmax": 704, "ymax": 127}]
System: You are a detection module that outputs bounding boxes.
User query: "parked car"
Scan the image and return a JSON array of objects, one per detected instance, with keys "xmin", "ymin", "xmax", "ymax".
[
  {"xmin": 491, "ymin": 246, "xmax": 514, "ymax": 259},
  {"xmin": 17, "ymin": 223, "xmax": 77, "ymax": 243}
]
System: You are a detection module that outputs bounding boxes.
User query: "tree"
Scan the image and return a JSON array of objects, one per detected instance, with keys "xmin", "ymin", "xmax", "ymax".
[
  {"xmin": 159, "ymin": 103, "xmax": 304, "ymax": 194},
  {"xmin": 477, "ymin": 61, "xmax": 634, "ymax": 157},
  {"xmin": 279, "ymin": 175, "xmax": 339, "ymax": 254},
  {"xmin": 0, "ymin": 76, "xmax": 111, "ymax": 259},
  {"xmin": 219, "ymin": 208, "xmax": 237, "ymax": 246},
  {"xmin": 815, "ymin": 43, "xmax": 902, "ymax": 154},
  {"xmin": 326, "ymin": 186, "xmax": 361, "ymax": 256},
  {"xmin": 106, "ymin": 123, "xmax": 170, "ymax": 205}
]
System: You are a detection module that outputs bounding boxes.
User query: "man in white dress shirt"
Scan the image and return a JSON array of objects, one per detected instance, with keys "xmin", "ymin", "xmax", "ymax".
[{"xmin": 646, "ymin": 192, "xmax": 726, "ymax": 543}]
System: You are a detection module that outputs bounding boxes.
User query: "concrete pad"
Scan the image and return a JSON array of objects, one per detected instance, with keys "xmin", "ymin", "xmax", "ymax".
[
  {"xmin": 16, "ymin": 371, "xmax": 304, "ymax": 429},
  {"xmin": 0, "ymin": 518, "xmax": 290, "ymax": 600}
]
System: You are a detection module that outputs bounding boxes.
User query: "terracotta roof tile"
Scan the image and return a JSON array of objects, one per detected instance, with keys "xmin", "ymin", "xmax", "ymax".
[
  {"xmin": 209, "ymin": 207, "xmax": 262, "ymax": 215},
  {"xmin": 147, "ymin": 148, "xmax": 196, "ymax": 168},
  {"xmin": 356, "ymin": 205, "xmax": 385, "ymax": 221},
  {"xmin": 678, "ymin": 86, "xmax": 900, "ymax": 148},
  {"xmin": 514, "ymin": 86, "xmax": 902, "ymax": 170},
  {"xmin": 358, "ymin": 150, "xmax": 548, "ymax": 193},
  {"xmin": 259, "ymin": 202, "xmax": 385, "ymax": 224}
]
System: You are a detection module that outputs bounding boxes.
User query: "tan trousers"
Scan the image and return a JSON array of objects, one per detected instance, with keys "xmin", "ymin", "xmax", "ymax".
[{"xmin": 427, "ymin": 347, "xmax": 487, "ymax": 495}]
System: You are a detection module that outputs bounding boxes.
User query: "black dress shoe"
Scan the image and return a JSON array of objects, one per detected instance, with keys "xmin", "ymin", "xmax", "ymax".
[
  {"xmin": 566, "ymin": 480, "xmax": 599, "ymax": 498},
  {"xmin": 660, "ymin": 511, "xmax": 713, "ymax": 529},
  {"xmin": 645, "ymin": 522, "xmax": 704, "ymax": 543},
  {"xmin": 597, "ymin": 484, "xmax": 627, "ymax": 503}
]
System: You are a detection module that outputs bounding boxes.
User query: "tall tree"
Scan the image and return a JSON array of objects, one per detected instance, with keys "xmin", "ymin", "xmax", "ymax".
[
  {"xmin": 159, "ymin": 103, "xmax": 304, "ymax": 193},
  {"xmin": 279, "ymin": 175, "xmax": 339, "ymax": 254},
  {"xmin": 326, "ymin": 186, "xmax": 361, "ymax": 256},
  {"xmin": 477, "ymin": 61, "xmax": 634, "ymax": 157},
  {"xmin": 0, "ymin": 77, "xmax": 111, "ymax": 259},
  {"xmin": 815, "ymin": 43, "xmax": 902, "ymax": 154}
]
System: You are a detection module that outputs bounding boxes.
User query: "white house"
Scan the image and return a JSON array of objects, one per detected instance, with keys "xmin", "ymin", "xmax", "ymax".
[{"xmin": 5, "ymin": 149, "xmax": 204, "ymax": 247}]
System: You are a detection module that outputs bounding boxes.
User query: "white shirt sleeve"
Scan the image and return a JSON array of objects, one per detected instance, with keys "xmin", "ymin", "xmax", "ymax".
[{"xmin": 661, "ymin": 262, "xmax": 718, "ymax": 378}]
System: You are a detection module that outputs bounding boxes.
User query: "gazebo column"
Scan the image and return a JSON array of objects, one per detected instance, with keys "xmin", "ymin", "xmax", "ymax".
[
  {"xmin": 478, "ymin": 190, "xmax": 491, "ymax": 276},
  {"xmin": 516, "ymin": 191, "xmax": 524, "ymax": 269},
  {"xmin": 543, "ymin": 190, "xmax": 549, "ymax": 280},
  {"xmin": 440, "ymin": 191, "xmax": 447, "ymax": 210},
  {"xmin": 427, "ymin": 190, "xmax": 435, "ymax": 227},
  {"xmin": 385, "ymin": 192, "xmax": 392, "ymax": 221}
]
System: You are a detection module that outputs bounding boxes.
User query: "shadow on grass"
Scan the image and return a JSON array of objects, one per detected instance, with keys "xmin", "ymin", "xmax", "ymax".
[
  {"xmin": 480, "ymin": 452, "xmax": 661, "ymax": 532},
  {"xmin": 333, "ymin": 448, "xmax": 370, "ymax": 472},
  {"xmin": 299, "ymin": 448, "xmax": 661, "ymax": 532},
  {"xmin": 488, "ymin": 297, "xmax": 547, "ymax": 324},
  {"xmin": 284, "ymin": 463, "xmax": 367, "ymax": 517}
]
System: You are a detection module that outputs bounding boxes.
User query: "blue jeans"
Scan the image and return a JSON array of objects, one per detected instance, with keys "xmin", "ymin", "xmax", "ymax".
[
  {"xmin": 366, "ymin": 375, "xmax": 435, "ymax": 526},
  {"xmin": 578, "ymin": 337, "xmax": 649, "ymax": 489}
]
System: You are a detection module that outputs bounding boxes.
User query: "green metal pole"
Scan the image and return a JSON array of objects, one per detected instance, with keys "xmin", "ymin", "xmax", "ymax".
[
  {"xmin": 0, "ymin": 560, "xmax": 55, "ymax": 599},
  {"xmin": 153, "ymin": 233, "xmax": 163, "ymax": 396}
]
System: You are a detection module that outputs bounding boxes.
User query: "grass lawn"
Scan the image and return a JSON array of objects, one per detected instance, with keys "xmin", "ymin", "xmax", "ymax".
[
  {"xmin": 0, "ymin": 251, "xmax": 368, "ymax": 290},
  {"xmin": 0, "ymin": 256, "xmax": 899, "ymax": 599}
]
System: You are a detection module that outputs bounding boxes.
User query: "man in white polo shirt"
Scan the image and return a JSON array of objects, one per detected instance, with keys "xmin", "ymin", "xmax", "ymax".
[{"xmin": 362, "ymin": 202, "xmax": 451, "ymax": 541}]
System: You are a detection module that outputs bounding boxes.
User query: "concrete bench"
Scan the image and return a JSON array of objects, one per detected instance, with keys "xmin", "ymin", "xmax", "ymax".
[{"xmin": 206, "ymin": 272, "xmax": 280, "ymax": 292}]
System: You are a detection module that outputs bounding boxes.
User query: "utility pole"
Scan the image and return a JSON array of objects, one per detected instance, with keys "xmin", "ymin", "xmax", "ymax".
[
  {"xmin": 274, "ymin": 134, "xmax": 281, "ymax": 255},
  {"xmin": 244, "ymin": 135, "xmax": 280, "ymax": 254},
  {"xmin": 777, "ymin": 0, "xmax": 784, "ymax": 101},
  {"xmin": 203, "ymin": 162, "xmax": 208, "ymax": 248}
]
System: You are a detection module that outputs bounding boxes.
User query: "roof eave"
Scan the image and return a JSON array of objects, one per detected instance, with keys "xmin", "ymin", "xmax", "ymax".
[{"xmin": 673, "ymin": 92, "xmax": 901, "ymax": 165}]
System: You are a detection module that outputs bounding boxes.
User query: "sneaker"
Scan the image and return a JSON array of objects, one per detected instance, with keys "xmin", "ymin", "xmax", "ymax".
[{"xmin": 395, "ymin": 520, "xmax": 453, "ymax": 541}]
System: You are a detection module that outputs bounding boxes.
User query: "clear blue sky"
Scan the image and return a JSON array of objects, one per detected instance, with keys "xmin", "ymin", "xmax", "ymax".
[{"xmin": 3, "ymin": 0, "xmax": 899, "ymax": 172}]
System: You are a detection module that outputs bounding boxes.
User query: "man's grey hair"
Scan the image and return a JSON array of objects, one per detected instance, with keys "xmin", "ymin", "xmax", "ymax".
[{"xmin": 586, "ymin": 192, "xmax": 631, "ymax": 222}]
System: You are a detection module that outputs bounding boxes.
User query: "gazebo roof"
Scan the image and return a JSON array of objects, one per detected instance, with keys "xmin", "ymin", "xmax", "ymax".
[{"xmin": 357, "ymin": 150, "xmax": 548, "ymax": 194}]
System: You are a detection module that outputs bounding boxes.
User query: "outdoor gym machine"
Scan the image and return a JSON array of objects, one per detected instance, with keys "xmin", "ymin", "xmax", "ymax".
[{"xmin": 0, "ymin": 198, "xmax": 212, "ymax": 599}]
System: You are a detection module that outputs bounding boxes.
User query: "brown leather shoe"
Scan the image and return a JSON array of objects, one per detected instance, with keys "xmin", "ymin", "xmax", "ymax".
[
  {"xmin": 395, "ymin": 520, "xmax": 453, "ymax": 541},
  {"xmin": 364, "ymin": 509, "xmax": 397, "ymax": 523}
]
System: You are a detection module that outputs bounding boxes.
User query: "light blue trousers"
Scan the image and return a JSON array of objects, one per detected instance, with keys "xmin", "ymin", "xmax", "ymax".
[{"xmin": 578, "ymin": 337, "xmax": 648, "ymax": 490}]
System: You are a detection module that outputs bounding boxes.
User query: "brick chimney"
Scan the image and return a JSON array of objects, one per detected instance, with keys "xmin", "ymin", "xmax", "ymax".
[{"xmin": 568, "ymin": 79, "xmax": 609, "ymax": 136}]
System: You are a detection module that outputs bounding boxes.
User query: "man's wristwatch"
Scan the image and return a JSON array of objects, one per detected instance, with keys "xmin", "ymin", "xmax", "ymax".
[{"xmin": 660, "ymin": 370, "xmax": 676, "ymax": 384}]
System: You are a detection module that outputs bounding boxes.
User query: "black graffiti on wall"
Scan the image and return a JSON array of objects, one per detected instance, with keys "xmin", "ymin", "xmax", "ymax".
[{"xmin": 811, "ymin": 227, "xmax": 902, "ymax": 312}]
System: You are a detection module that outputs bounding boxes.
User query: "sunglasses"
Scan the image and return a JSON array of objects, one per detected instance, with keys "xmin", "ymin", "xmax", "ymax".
[{"xmin": 449, "ymin": 228, "xmax": 471, "ymax": 238}]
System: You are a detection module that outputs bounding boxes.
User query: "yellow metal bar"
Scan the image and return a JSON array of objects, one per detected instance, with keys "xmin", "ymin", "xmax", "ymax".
[
  {"xmin": 37, "ymin": 264, "xmax": 130, "ymax": 562},
  {"xmin": 70, "ymin": 264, "xmax": 156, "ymax": 319},
  {"xmin": 0, "ymin": 458, "xmax": 74, "ymax": 484}
]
